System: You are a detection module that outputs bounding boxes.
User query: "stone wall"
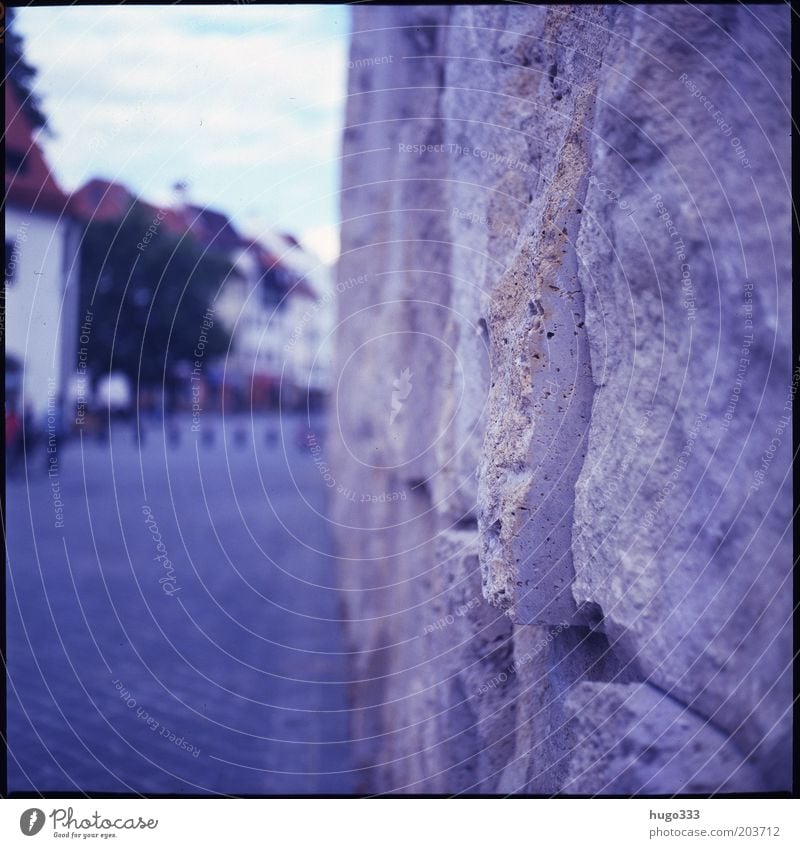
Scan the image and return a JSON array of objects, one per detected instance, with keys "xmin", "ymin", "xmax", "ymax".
[{"xmin": 330, "ymin": 4, "xmax": 791, "ymax": 794}]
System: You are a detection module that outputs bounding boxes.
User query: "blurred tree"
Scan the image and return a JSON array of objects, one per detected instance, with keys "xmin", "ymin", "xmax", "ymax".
[
  {"xmin": 78, "ymin": 202, "xmax": 232, "ymax": 391},
  {"xmin": 4, "ymin": 8, "xmax": 50, "ymax": 133}
]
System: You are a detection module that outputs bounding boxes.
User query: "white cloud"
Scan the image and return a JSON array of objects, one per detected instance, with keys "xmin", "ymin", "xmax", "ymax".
[
  {"xmin": 15, "ymin": 5, "xmax": 349, "ymax": 240},
  {"xmin": 299, "ymin": 223, "xmax": 341, "ymax": 265}
]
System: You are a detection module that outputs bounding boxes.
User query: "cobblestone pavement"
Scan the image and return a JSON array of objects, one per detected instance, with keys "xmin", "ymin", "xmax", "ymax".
[{"xmin": 7, "ymin": 413, "xmax": 357, "ymax": 795}]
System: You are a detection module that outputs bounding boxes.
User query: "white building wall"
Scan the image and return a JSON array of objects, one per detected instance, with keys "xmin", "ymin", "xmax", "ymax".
[{"xmin": 5, "ymin": 206, "xmax": 80, "ymax": 426}]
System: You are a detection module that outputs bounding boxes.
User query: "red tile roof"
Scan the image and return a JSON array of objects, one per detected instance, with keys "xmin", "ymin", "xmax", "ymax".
[
  {"xmin": 71, "ymin": 177, "xmax": 135, "ymax": 223},
  {"xmin": 4, "ymin": 83, "xmax": 73, "ymax": 217}
]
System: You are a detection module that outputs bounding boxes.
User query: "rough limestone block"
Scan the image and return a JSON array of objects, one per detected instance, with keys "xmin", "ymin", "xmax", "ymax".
[
  {"xmin": 333, "ymin": 3, "xmax": 790, "ymax": 794},
  {"xmin": 571, "ymin": 3, "xmax": 792, "ymax": 787},
  {"xmin": 563, "ymin": 682, "xmax": 765, "ymax": 794},
  {"xmin": 475, "ymin": 6, "xmax": 615, "ymax": 625}
]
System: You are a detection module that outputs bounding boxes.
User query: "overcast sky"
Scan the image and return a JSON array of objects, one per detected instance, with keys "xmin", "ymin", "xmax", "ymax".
[{"xmin": 15, "ymin": 5, "xmax": 349, "ymax": 263}]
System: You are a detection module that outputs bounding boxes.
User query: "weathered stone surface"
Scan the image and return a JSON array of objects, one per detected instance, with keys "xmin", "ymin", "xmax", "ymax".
[
  {"xmin": 467, "ymin": 6, "xmax": 612, "ymax": 626},
  {"xmin": 570, "ymin": 3, "xmax": 792, "ymax": 789},
  {"xmin": 563, "ymin": 682, "xmax": 764, "ymax": 794},
  {"xmin": 333, "ymin": 4, "xmax": 790, "ymax": 793}
]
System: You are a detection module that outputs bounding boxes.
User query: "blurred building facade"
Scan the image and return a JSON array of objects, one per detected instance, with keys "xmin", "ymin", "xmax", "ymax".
[{"xmin": 69, "ymin": 180, "xmax": 331, "ymax": 414}]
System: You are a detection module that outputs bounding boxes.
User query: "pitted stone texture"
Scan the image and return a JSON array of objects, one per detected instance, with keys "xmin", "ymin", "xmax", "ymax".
[
  {"xmin": 471, "ymin": 6, "xmax": 615, "ymax": 625},
  {"xmin": 563, "ymin": 682, "xmax": 765, "ymax": 794}
]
